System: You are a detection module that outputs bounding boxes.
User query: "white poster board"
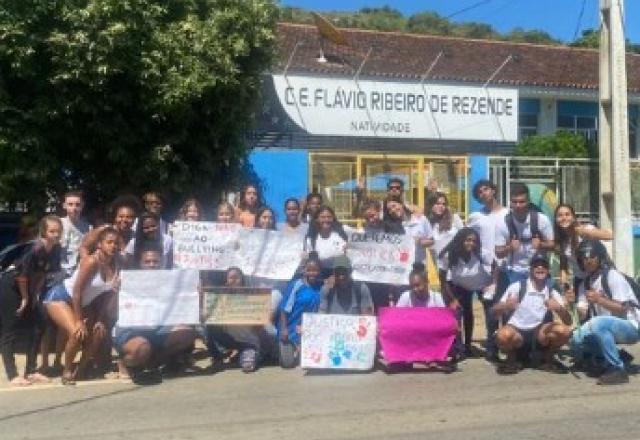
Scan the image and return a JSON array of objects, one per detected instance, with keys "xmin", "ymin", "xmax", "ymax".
[
  {"xmin": 347, "ymin": 231, "xmax": 415, "ymax": 285},
  {"xmin": 173, "ymin": 222, "xmax": 303, "ymax": 280},
  {"xmin": 173, "ymin": 222, "xmax": 240, "ymax": 270},
  {"xmin": 236, "ymin": 228, "xmax": 303, "ymax": 280},
  {"xmin": 118, "ymin": 270, "xmax": 200, "ymax": 327},
  {"xmin": 301, "ymin": 313, "xmax": 377, "ymax": 370}
]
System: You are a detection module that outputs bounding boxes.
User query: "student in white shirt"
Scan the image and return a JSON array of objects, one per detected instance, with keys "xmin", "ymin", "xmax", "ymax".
[
  {"xmin": 466, "ymin": 179, "xmax": 509, "ymax": 361},
  {"xmin": 492, "ymin": 253, "xmax": 572, "ymax": 374},
  {"xmin": 396, "ymin": 263, "xmax": 448, "ymax": 309},
  {"xmin": 442, "ymin": 228, "xmax": 496, "ymax": 359},
  {"xmin": 495, "ymin": 183, "xmax": 555, "ymax": 286},
  {"xmin": 427, "ymin": 192, "xmax": 464, "ymax": 282},
  {"xmin": 569, "ymin": 240, "xmax": 640, "ymax": 385},
  {"xmin": 553, "ymin": 203, "xmax": 612, "ymax": 294},
  {"xmin": 304, "ymin": 205, "xmax": 348, "ymax": 277}
]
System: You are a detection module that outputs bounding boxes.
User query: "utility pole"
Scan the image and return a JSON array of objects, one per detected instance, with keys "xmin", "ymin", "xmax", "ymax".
[{"xmin": 599, "ymin": 0, "xmax": 634, "ymax": 274}]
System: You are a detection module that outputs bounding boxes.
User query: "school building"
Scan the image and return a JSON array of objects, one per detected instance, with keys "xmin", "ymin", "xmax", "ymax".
[{"xmin": 247, "ymin": 23, "xmax": 640, "ymax": 269}]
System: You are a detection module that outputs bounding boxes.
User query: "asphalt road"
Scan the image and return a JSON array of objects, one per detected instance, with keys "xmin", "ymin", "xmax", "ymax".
[{"xmin": 2, "ymin": 350, "xmax": 640, "ymax": 440}]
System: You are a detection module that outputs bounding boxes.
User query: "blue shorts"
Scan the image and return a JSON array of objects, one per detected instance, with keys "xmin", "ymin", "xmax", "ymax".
[
  {"xmin": 42, "ymin": 284, "xmax": 72, "ymax": 304},
  {"xmin": 113, "ymin": 327, "xmax": 171, "ymax": 355}
]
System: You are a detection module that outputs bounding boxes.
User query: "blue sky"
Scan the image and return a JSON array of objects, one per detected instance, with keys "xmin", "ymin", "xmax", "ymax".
[{"xmin": 281, "ymin": 0, "xmax": 640, "ymax": 44}]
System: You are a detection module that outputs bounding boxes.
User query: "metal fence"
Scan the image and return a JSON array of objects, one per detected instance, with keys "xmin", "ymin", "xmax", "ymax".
[{"xmin": 489, "ymin": 157, "xmax": 640, "ymax": 225}]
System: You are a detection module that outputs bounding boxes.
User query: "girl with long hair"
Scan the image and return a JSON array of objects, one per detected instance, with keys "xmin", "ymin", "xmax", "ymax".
[{"xmin": 44, "ymin": 227, "xmax": 120, "ymax": 384}]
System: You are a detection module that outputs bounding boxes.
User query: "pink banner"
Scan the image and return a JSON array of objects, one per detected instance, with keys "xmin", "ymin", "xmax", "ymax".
[{"xmin": 378, "ymin": 307, "xmax": 457, "ymax": 363}]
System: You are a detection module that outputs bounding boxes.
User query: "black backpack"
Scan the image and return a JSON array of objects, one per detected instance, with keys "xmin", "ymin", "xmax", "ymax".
[
  {"xmin": 0, "ymin": 240, "xmax": 36, "ymax": 274},
  {"xmin": 505, "ymin": 210, "xmax": 540, "ymax": 243},
  {"xmin": 585, "ymin": 268, "xmax": 640, "ymax": 317}
]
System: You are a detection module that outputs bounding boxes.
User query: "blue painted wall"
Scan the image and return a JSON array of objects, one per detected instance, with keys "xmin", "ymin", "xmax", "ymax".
[
  {"xmin": 468, "ymin": 155, "xmax": 489, "ymax": 213},
  {"xmin": 249, "ymin": 150, "xmax": 309, "ymax": 222}
]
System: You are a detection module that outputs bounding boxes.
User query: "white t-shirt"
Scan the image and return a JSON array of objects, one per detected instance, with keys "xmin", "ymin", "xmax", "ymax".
[
  {"xmin": 430, "ymin": 213, "xmax": 464, "ymax": 270},
  {"xmin": 467, "ymin": 207, "xmax": 508, "ymax": 267},
  {"xmin": 305, "ymin": 231, "xmax": 346, "ymax": 269},
  {"xmin": 446, "ymin": 249, "xmax": 494, "ymax": 292},
  {"xmin": 60, "ymin": 217, "xmax": 92, "ymax": 273},
  {"xmin": 124, "ymin": 233, "xmax": 174, "ymax": 269},
  {"xmin": 495, "ymin": 211, "xmax": 554, "ymax": 274},
  {"xmin": 402, "ymin": 215, "xmax": 433, "ymax": 264},
  {"xmin": 578, "ymin": 269, "xmax": 640, "ymax": 328},
  {"xmin": 396, "ymin": 290, "xmax": 446, "ymax": 308},
  {"xmin": 500, "ymin": 279, "xmax": 564, "ymax": 330}
]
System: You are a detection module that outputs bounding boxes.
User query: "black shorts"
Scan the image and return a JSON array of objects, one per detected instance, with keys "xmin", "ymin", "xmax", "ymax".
[{"xmin": 514, "ymin": 325, "xmax": 543, "ymax": 361}]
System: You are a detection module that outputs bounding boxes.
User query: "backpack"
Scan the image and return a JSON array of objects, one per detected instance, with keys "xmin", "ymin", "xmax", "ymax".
[
  {"xmin": 585, "ymin": 268, "xmax": 640, "ymax": 317},
  {"xmin": 0, "ymin": 240, "xmax": 36, "ymax": 274},
  {"xmin": 327, "ymin": 281, "xmax": 364, "ymax": 314},
  {"xmin": 505, "ymin": 211, "xmax": 539, "ymax": 243}
]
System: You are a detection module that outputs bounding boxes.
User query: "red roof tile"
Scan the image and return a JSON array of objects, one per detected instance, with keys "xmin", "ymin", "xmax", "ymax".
[{"xmin": 275, "ymin": 23, "xmax": 640, "ymax": 93}]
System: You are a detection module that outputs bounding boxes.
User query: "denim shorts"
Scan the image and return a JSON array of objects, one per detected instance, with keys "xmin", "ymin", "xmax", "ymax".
[
  {"xmin": 42, "ymin": 284, "xmax": 72, "ymax": 304},
  {"xmin": 113, "ymin": 327, "xmax": 171, "ymax": 355}
]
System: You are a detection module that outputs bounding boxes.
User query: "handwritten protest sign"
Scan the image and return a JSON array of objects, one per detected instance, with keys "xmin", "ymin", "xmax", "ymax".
[
  {"xmin": 346, "ymin": 231, "xmax": 414, "ymax": 284},
  {"xmin": 378, "ymin": 307, "xmax": 457, "ymax": 363},
  {"xmin": 236, "ymin": 228, "xmax": 303, "ymax": 280},
  {"xmin": 173, "ymin": 222, "xmax": 240, "ymax": 270},
  {"xmin": 301, "ymin": 313, "xmax": 377, "ymax": 370},
  {"xmin": 173, "ymin": 222, "xmax": 302, "ymax": 280},
  {"xmin": 118, "ymin": 270, "xmax": 200, "ymax": 327},
  {"xmin": 203, "ymin": 287, "xmax": 272, "ymax": 325}
]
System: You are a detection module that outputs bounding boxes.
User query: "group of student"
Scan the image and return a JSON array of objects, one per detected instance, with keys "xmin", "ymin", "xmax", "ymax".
[{"xmin": 0, "ymin": 177, "xmax": 638, "ymax": 387}]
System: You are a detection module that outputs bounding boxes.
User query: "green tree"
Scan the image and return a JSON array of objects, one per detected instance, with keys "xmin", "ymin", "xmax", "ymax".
[
  {"xmin": 570, "ymin": 28, "xmax": 600, "ymax": 48},
  {"xmin": 0, "ymin": 0, "xmax": 277, "ymax": 214},
  {"xmin": 503, "ymin": 28, "xmax": 559, "ymax": 45},
  {"xmin": 406, "ymin": 12, "xmax": 452, "ymax": 35},
  {"xmin": 514, "ymin": 130, "xmax": 590, "ymax": 158}
]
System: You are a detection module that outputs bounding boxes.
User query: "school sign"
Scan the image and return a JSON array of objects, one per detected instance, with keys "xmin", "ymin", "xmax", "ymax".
[{"xmin": 272, "ymin": 74, "xmax": 518, "ymax": 142}]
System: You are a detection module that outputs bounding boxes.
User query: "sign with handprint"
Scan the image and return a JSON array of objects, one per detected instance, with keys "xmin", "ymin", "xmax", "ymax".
[
  {"xmin": 300, "ymin": 313, "xmax": 377, "ymax": 370},
  {"xmin": 347, "ymin": 231, "xmax": 414, "ymax": 285}
]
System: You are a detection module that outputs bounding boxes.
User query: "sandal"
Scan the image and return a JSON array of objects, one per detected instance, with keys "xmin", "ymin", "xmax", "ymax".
[
  {"xmin": 61, "ymin": 371, "xmax": 76, "ymax": 386},
  {"xmin": 26, "ymin": 372, "xmax": 51, "ymax": 384},
  {"xmin": 9, "ymin": 376, "xmax": 32, "ymax": 387}
]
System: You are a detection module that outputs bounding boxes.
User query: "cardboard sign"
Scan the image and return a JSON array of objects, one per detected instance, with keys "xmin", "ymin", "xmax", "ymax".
[
  {"xmin": 173, "ymin": 222, "xmax": 241, "ymax": 270},
  {"xmin": 378, "ymin": 307, "xmax": 457, "ymax": 363},
  {"xmin": 203, "ymin": 287, "xmax": 272, "ymax": 325},
  {"xmin": 347, "ymin": 231, "xmax": 415, "ymax": 284},
  {"xmin": 301, "ymin": 313, "xmax": 377, "ymax": 370},
  {"xmin": 118, "ymin": 270, "xmax": 200, "ymax": 327}
]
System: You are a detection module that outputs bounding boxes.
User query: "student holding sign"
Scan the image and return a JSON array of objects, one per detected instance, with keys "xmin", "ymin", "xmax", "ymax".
[
  {"xmin": 319, "ymin": 256, "xmax": 374, "ymax": 316},
  {"xmin": 114, "ymin": 246, "xmax": 196, "ymax": 383},
  {"xmin": 278, "ymin": 254, "xmax": 323, "ymax": 368},
  {"xmin": 205, "ymin": 267, "xmax": 277, "ymax": 373},
  {"xmin": 235, "ymin": 184, "xmax": 262, "ymax": 228}
]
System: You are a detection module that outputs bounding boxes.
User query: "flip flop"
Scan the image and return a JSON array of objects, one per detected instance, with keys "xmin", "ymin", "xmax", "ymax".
[
  {"xmin": 26, "ymin": 372, "xmax": 51, "ymax": 384},
  {"xmin": 9, "ymin": 377, "xmax": 32, "ymax": 387}
]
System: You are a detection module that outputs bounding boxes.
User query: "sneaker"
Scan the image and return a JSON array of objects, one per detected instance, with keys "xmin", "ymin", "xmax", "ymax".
[
  {"xmin": 597, "ymin": 368, "xmax": 629, "ymax": 385},
  {"xmin": 240, "ymin": 348, "xmax": 257, "ymax": 373},
  {"xmin": 620, "ymin": 349, "xmax": 634, "ymax": 366}
]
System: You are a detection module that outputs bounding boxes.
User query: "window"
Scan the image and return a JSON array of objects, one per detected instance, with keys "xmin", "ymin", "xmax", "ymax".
[
  {"xmin": 557, "ymin": 114, "xmax": 598, "ymax": 143},
  {"xmin": 519, "ymin": 113, "xmax": 538, "ymax": 139}
]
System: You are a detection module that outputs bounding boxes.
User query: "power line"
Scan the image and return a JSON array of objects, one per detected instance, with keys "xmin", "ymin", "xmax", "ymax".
[
  {"xmin": 446, "ymin": 0, "xmax": 493, "ymax": 19},
  {"xmin": 571, "ymin": 0, "xmax": 588, "ymax": 43}
]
